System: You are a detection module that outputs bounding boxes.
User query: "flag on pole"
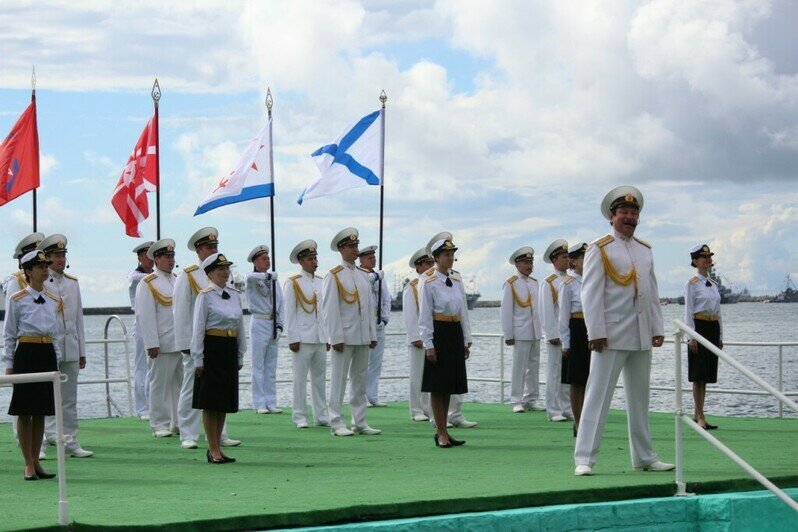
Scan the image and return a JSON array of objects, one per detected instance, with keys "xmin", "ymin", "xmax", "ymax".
[
  {"xmin": 0, "ymin": 101, "xmax": 40, "ymax": 207},
  {"xmin": 111, "ymin": 115, "xmax": 158, "ymax": 237},
  {"xmin": 298, "ymin": 110, "xmax": 381, "ymax": 205},
  {"xmin": 195, "ymin": 118, "xmax": 274, "ymax": 215}
]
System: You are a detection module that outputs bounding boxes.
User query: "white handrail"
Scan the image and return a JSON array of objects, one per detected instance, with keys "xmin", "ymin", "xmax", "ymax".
[
  {"xmin": 672, "ymin": 320, "xmax": 798, "ymax": 513},
  {"xmin": 0, "ymin": 371, "xmax": 70, "ymax": 525}
]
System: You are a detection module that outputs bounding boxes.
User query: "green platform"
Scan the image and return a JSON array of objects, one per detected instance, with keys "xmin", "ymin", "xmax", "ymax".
[{"xmin": 1, "ymin": 403, "xmax": 796, "ymax": 530}]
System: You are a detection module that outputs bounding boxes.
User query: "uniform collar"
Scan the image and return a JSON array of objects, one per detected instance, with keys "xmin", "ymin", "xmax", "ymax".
[
  {"xmin": 300, "ymin": 269, "xmax": 315, "ymax": 279},
  {"xmin": 696, "ymin": 271, "xmax": 709, "ymax": 281},
  {"xmin": 612, "ymin": 228, "xmax": 632, "ymax": 242},
  {"xmin": 49, "ymin": 268, "xmax": 63, "ymax": 280},
  {"xmin": 25, "ymin": 285, "xmax": 43, "ymax": 297},
  {"xmin": 554, "ymin": 268, "xmax": 567, "ymax": 277},
  {"xmin": 342, "ymin": 260, "xmax": 356, "ymax": 269},
  {"xmin": 156, "ymin": 268, "xmax": 173, "ymax": 277},
  {"xmin": 210, "ymin": 282, "xmax": 226, "ymax": 295},
  {"xmin": 570, "ymin": 271, "xmax": 583, "ymax": 281}
]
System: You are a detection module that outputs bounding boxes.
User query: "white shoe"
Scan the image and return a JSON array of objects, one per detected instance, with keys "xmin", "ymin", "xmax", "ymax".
[
  {"xmin": 69, "ymin": 447, "xmax": 94, "ymax": 458},
  {"xmin": 575, "ymin": 464, "xmax": 593, "ymax": 476},
  {"xmin": 549, "ymin": 415, "xmax": 568, "ymax": 422},
  {"xmin": 256, "ymin": 408, "xmax": 271, "ymax": 414},
  {"xmin": 526, "ymin": 403, "xmax": 546, "ymax": 411},
  {"xmin": 39, "ymin": 450, "xmax": 47, "ymax": 461},
  {"xmin": 369, "ymin": 401, "xmax": 388, "ymax": 407},
  {"xmin": 181, "ymin": 439, "xmax": 198, "ymax": 449},
  {"xmin": 296, "ymin": 422, "xmax": 308, "ymax": 429},
  {"xmin": 354, "ymin": 426, "xmax": 382, "ymax": 435},
  {"xmin": 412, "ymin": 414, "xmax": 430, "ymax": 422},
  {"xmin": 268, "ymin": 407, "xmax": 283, "ymax": 414},
  {"xmin": 635, "ymin": 460, "xmax": 675, "ymax": 472},
  {"xmin": 153, "ymin": 430, "xmax": 174, "ymax": 438},
  {"xmin": 331, "ymin": 427, "xmax": 355, "ymax": 436},
  {"xmin": 512, "ymin": 405, "xmax": 525, "ymax": 413},
  {"xmin": 220, "ymin": 438, "xmax": 241, "ymax": 447},
  {"xmin": 451, "ymin": 419, "xmax": 478, "ymax": 428}
]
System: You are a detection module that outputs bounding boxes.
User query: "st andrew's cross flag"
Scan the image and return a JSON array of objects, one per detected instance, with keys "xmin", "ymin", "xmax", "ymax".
[
  {"xmin": 111, "ymin": 116, "xmax": 158, "ymax": 237},
  {"xmin": 0, "ymin": 100, "xmax": 40, "ymax": 207}
]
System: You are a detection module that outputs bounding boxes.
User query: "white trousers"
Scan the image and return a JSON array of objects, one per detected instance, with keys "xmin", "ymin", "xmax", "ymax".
[
  {"xmin": 408, "ymin": 345, "xmax": 430, "ymax": 419},
  {"xmin": 251, "ymin": 318, "xmax": 280, "ymax": 410},
  {"xmin": 147, "ymin": 351, "xmax": 182, "ymax": 433},
  {"xmin": 509, "ymin": 340, "xmax": 541, "ymax": 407},
  {"xmin": 133, "ymin": 320, "xmax": 150, "ymax": 417},
  {"xmin": 291, "ymin": 343, "xmax": 329, "ymax": 425},
  {"xmin": 44, "ymin": 360, "xmax": 80, "ymax": 451},
  {"xmin": 178, "ymin": 353, "xmax": 230, "ymax": 442},
  {"xmin": 545, "ymin": 342, "xmax": 572, "ymax": 418},
  {"xmin": 447, "ymin": 394, "xmax": 467, "ymax": 423},
  {"xmin": 574, "ymin": 348, "xmax": 659, "ymax": 468},
  {"xmin": 366, "ymin": 326, "xmax": 386, "ymax": 404},
  {"xmin": 328, "ymin": 344, "xmax": 369, "ymax": 430}
]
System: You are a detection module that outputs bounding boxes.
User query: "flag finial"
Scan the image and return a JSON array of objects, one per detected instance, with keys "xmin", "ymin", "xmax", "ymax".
[
  {"xmin": 379, "ymin": 90, "xmax": 387, "ymax": 109},
  {"xmin": 266, "ymin": 88, "xmax": 273, "ymax": 113},
  {"xmin": 151, "ymin": 78, "xmax": 161, "ymax": 104},
  {"xmin": 31, "ymin": 65, "xmax": 36, "ymax": 94}
]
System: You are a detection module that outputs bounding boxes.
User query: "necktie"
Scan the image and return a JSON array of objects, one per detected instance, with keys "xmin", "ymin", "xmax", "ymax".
[
  {"xmin": 445, "ymin": 277, "xmax": 453, "ymax": 287},
  {"xmin": 221, "ymin": 291, "xmax": 230, "ymax": 300},
  {"xmin": 34, "ymin": 295, "xmax": 45, "ymax": 304},
  {"xmin": 705, "ymin": 280, "xmax": 711, "ymax": 287}
]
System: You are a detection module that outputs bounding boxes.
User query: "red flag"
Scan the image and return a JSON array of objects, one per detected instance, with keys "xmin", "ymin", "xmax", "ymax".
[
  {"xmin": 111, "ymin": 115, "xmax": 158, "ymax": 237},
  {"xmin": 0, "ymin": 100, "xmax": 40, "ymax": 206}
]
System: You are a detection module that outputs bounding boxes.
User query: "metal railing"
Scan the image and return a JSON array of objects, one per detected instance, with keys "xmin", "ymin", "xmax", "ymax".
[{"xmin": 672, "ymin": 319, "xmax": 798, "ymax": 512}]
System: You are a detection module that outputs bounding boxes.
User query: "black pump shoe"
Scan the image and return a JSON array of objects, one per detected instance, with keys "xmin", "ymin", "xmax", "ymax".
[
  {"xmin": 448, "ymin": 437, "xmax": 465, "ymax": 446},
  {"xmin": 24, "ymin": 474, "xmax": 38, "ymax": 481},
  {"xmin": 206, "ymin": 450, "xmax": 225, "ymax": 464},
  {"xmin": 433, "ymin": 434, "xmax": 452, "ymax": 448},
  {"xmin": 221, "ymin": 455, "xmax": 236, "ymax": 463},
  {"xmin": 34, "ymin": 470, "xmax": 56, "ymax": 479}
]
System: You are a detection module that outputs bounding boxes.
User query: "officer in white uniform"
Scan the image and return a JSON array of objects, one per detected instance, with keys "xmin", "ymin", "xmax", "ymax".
[
  {"xmin": 357, "ymin": 245, "xmax": 392, "ymax": 407},
  {"xmin": 128, "ymin": 241, "xmax": 155, "ymax": 420},
  {"xmin": 173, "ymin": 227, "xmax": 240, "ymax": 449},
  {"xmin": 135, "ymin": 239, "xmax": 182, "ymax": 438},
  {"xmin": 539, "ymin": 239, "xmax": 573, "ymax": 422},
  {"xmin": 404, "ymin": 248, "xmax": 433, "ymax": 421},
  {"xmin": 322, "ymin": 227, "xmax": 380, "ymax": 436},
  {"xmin": 284, "ymin": 240, "xmax": 330, "ymax": 428},
  {"xmin": 246, "ymin": 244, "xmax": 285, "ymax": 414},
  {"xmin": 574, "ymin": 186, "xmax": 674, "ymax": 476},
  {"xmin": 38, "ymin": 234, "xmax": 93, "ymax": 458},
  {"xmin": 500, "ymin": 246, "xmax": 544, "ymax": 413}
]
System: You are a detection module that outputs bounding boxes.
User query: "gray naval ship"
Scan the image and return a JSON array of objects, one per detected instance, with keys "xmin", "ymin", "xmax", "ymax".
[{"xmin": 390, "ymin": 275, "xmax": 481, "ymax": 311}]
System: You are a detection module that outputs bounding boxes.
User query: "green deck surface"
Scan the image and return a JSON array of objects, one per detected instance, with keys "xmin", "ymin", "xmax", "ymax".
[{"xmin": 1, "ymin": 403, "xmax": 796, "ymax": 530}]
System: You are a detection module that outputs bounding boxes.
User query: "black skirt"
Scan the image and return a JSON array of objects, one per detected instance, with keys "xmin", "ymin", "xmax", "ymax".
[
  {"xmin": 563, "ymin": 317, "xmax": 591, "ymax": 386},
  {"xmin": 193, "ymin": 335, "xmax": 239, "ymax": 413},
  {"xmin": 689, "ymin": 319, "xmax": 720, "ymax": 383},
  {"xmin": 8, "ymin": 342, "xmax": 58, "ymax": 416},
  {"xmin": 422, "ymin": 320, "xmax": 468, "ymax": 394}
]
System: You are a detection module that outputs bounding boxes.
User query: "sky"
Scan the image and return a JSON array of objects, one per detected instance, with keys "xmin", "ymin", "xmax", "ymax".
[{"xmin": 1, "ymin": 0, "xmax": 797, "ymax": 306}]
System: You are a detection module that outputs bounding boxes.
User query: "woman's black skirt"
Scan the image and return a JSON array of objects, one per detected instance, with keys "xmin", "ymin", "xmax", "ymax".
[
  {"xmin": 422, "ymin": 320, "xmax": 468, "ymax": 394},
  {"xmin": 688, "ymin": 319, "xmax": 720, "ymax": 383},
  {"xmin": 563, "ymin": 317, "xmax": 591, "ymax": 386},
  {"xmin": 193, "ymin": 335, "xmax": 239, "ymax": 413},
  {"xmin": 8, "ymin": 342, "xmax": 58, "ymax": 416}
]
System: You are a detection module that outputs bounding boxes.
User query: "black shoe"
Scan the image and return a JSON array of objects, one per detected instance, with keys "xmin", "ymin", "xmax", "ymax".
[
  {"xmin": 573, "ymin": 424, "xmax": 578, "ymax": 438},
  {"xmin": 434, "ymin": 434, "xmax": 452, "ymax": 448},
  {"xmin": 449, "ymin": 437, "xmax": 465, "ymax": 446},
  {"xmin": 221, "ymin": 455, "xmax": 236, "ymax": 463},
  {"xmin": 705, "ymin": 422, "xmax": 718, "ymax": 430},
  {"xmin": 206, "ymin": 450, "xmax": 225, "ymax": 464},
  {"xmin": 34, "ymin": 470, "xmax": 56, "ymax": 479},
  {"xmin": 24, "ymin": 474, "xmax": 38, "ymax": 481}
]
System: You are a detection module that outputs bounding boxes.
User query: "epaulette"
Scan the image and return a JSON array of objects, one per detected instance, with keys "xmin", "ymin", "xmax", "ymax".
[
  {"xmin": 12, "ymin": 289, "xmax": 27, "ymax": 301},
  {"xmin": 689, "ymin": 276, "xmax": 699, "ymax": 285},
  {"xmin": 63, "ymin": 272, "xmax": 78, "ymax": 281},
  {"xmin": 450, "ymin": 272, "xmax": 461, "ymax": 282},
  {"xmin": 13, "ymin": 271, "xmax": 25, "ymax": 281},
  {"xmin": 200, "ymin": 286, "xmax": 214, "ymax": 293},
  {"xmin": 507, "ymin": 275, "xmax": 518, "ymax": 284},
  {"xmin": 633, "ymin": 236, "xmax": 651, "ymax": 248},
  {"xmin": 290, "ymin": 274, "xmax": 302, "ymax": 281},
  {"xmin": 143, "ymin": 273, "xmax": 158, "ymax": 283},
  {"xmin": 330, "ymin": 265, "xmax": 343, "ymax": 274},
  {"xmin": 563, "ymin": 276, "xmax": 575, "ymax": 285},
  {"xmin": 184, "ymin": 265, "xmax": 199, "ymax": 273},
  {"xmin": 409, "ymin": 278, "xmax": 419, "ymax": 286},
  {"xmin": 545, "ymin": 273, "xmax": 557, "ymax": 283},
  {"xmin": 595, "ymin": 234, "xmax": 614, "ymax": 248},
  {"xmin": 423, "ymin": 268, "xmax": 435, "ymax": 277}
]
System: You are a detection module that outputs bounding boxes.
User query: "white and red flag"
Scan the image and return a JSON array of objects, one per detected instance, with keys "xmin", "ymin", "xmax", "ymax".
[{"xmin": 112, "ymin": 116, "xmax": 158, "ymax": 237}]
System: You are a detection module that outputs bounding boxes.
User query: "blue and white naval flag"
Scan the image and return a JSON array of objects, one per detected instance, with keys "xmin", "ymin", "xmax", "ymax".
[
  {"xmin": 298, "ymin": 110, "xmax": 382, "ymax": 205},
  {"xmin": 195, "ymin": 119, "xmax": 274, "ymax": 215}
]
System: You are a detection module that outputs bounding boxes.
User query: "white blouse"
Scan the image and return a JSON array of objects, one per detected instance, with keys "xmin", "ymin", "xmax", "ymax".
[
  {"xmin": 3, "ymin": 286, "xmax": 63, "ymax": 369},
  {"xmin": 190, "ymin": 283, "xmax": 247, "ymax": 367},
  {"xmin": 418, "ymin": 270, "xmax": 472, "ymax": 349}
]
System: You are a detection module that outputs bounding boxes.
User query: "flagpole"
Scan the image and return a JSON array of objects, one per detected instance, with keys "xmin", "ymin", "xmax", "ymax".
[
  {"xmin": 31, "ymin": 66, "xmax": 37, "ymax": 233},
  {"xmin": 152, "ymin": 79, "xmax": 161, "ymax": 240},
  {"xmin": 377, "ymin": 90, "xmax": 387, "ymax": 324},
  {"xmin": 266, "ymin": 88, "xmax": 278, "ymax": 340}
]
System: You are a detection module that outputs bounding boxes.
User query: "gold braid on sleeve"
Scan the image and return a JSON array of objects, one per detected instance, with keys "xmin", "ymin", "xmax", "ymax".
[
  {"xmin": 333, "ymin": 272, "xmax": 359, "ymax": 304},
  {"xmin": 187, "ymin": 274, "xmax": 202, "ymax": 296},
  {"xmin": 547, "ymin": 280, "xmax": 558, "ymax": 305},
  {"xmin": 599, "ymin": 246, "xmax": 638, "ymax": 296},
  {"xmin": 291, "ymin": 278, "xmax": 317, "ymax": 314},
  {"xmin": 412, "ymin": 283, "xmax": 419, "ymax": 310},
  {"xmin": 147, "ymin": 283, "xmax": 173, "ymax": 306},
  {"xmin": 511, "ymin": 283, "xmax": 532, "ymax": 308}
]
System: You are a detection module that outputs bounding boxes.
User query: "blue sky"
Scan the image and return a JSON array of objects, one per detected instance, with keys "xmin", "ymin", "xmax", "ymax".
[{"xmin": 1, "ymin": 0, "xmax": 797, "ymax": 306}]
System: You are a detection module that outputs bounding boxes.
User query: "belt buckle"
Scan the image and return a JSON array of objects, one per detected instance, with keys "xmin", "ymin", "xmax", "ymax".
[{"xmin": 226, "ymin": 330, "xmax": 234, "ymax": 337}]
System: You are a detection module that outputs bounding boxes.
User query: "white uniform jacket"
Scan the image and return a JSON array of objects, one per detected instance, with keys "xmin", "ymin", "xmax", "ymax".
[
  {"xmin": 128, "ymin": 267, "xmax": 149, "ymax": 311},
  {"xmin": 581, "ymin": 231, "xmax": 665, "ymax": 350},
  {"xmin": 283, "ymin": 270, "xmax": 326, "ymax": 344},
  {"xmin": 500, "ymin": 273, "xmax": 542, "ymax": 342},
  {"xmin": 683, "ymin": 274, "xmax": 723, "ymax": 340},
  {"xmin": 246, "ymin": 272, "xmax": 285, "ymax": 328},
  {"xmin": 3, "ymin": 286, "xmax": 64, "ymax": 369},
  {"xmin": 190, "ymin": 284, "xmax": 247, "ymax": 367},
  {"xmin": 173, "ymin": 264, "xmax": 210, "ymax": 352},
  {"xmin": 48, "ymin": 270, "xmax": 86, "ymax": 362},
  {"xmin": 418, "ymin": 269, "xmax": 472, "ymax": 349},
  {"xmin": 557, "ymin": 273, "xmax": 583, "ymax": 350},
  {"xmin": 322, "ymin": 261, "xmax": 377, "ymax": 346},
  {"xmin": 402, "ymin": 277, "xmax": 422, "ymax": 345},
  {"xmin": 3, "ymin": 270, "xmax": 27, "ymax": 306},
  {"xmin": 539, "ymin": 270, "xmax": 567, "ymax": 341},
  {"xmin": 135, "ymin": 269, "xmax": 177, "ymax": 353}
]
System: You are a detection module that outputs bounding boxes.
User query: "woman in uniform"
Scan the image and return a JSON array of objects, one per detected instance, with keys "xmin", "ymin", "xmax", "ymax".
[
  {"xmin": 3, "ymin": 250, "xmax": 61, "ymax": 480},
  {"xmin": 684, "ymin": 244, "xmax": 722, "ymax": 430},
  {"xmin": 191, "ymin": 253, "xmax": 247, "ymax": 463},
  {"xmin": 418, "ymin": 236, "xmax": 470, "ymax": 448}
]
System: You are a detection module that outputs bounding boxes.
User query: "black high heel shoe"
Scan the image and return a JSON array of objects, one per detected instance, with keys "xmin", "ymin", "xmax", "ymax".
[
  {"xmin": 24, "ymin": 473, "xmax": 38, "ymax": 481},
  {"xmin": 221, "ymin": 454, "xmax": 236, "ymax": 463},
  {"xmin": 448, "ymin": 436, "xmax": 465, "ymax": 446},
  {"xmin": 206, "ymin": 450, "xmax": 225, "ymax": 464},
  {"xmin": 34, "ymin": 469, "xmax": 56, "ymax": 479},
  {"xmin": 433, "ymin": 434, "xmax": 452, "ymax": 448}
]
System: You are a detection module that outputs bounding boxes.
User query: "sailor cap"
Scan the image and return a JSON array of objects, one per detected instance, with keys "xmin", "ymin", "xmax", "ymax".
[
  {"xmin": 38, "ymin": 234, "xmax": 68, "ymax": 255},
  {"xmin": 330, "ymin": 227, "xmax": 359, "ymax": 251},
  {"xmin": 147, "ymin": 238, "xmax": 176, "ymax": 259},
  {"xmin": 358, "ymin": 245, "xmax": 377, "ymax": 257},
  {"xmin": 187, "ymin": 226, "xmax": 219, "ymax": 251},
  {"xmin": 568, "ymin": 242, "xmax": 588, "ymax": 258},
  {"xmin": 509, "ymin": 246, "xmax": 535, "ymax": 265},
  {"xmin": 431, "ymin": 238, "xmax": 458, "ymax": 256},
  {"xmin": 409, "ymin": 247, "xmax": 433, "ymax": 268},
  {"xmin": 202, "ymin": 252, "xmax": 233, "ymax": 274},
  {"xmin": 601, "ymin": 185, "xmax": 644, "ymax": 220},
  {"xmin": 425, "ymin": 232, "xmax": 452, "ymax": 254},
  {"xmin": 21, "ymin": 250, "xmax": 52, "ymax": 269},
  {"xmin": 543, "ymin": 239, "xmax": 568, "ymax": 263},
  {"xmin": 13, "ymin": 232, "xmax": 45, "ymax": 259},
  {"xmin": 247, "ymin": 245, "xmax": 270, "ymax": 263},
  {"xmin": 133, "ymin": 241, "xmax": 155, "ymax": 254},
  {"xmin": 290, "ymin": 240, "xmax": 318, "ymax": 264}
]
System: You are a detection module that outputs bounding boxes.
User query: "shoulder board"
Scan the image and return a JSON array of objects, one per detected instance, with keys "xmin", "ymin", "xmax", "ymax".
[
  {"xmin": 595, "ymin": 234, "xmax": 615, "ymax": 248},
  {"xmin": 200, "ymin": 286, "xmax": 214, "ymax": 294},
  {"xmin": 507, "ymin": 275, "xmax": 518, "ymax": 284},
  {"xmin": 450, "ymin": 272, "xmax": 461, "ymax": 282},
  {"xmin": 290, "ymin": 274, "xmax": 302, "ymax": 281},
  {"xmin": 330, "ymin": 265, "xmax": 343, "ymax": 274},
  {"xmin": 409, "ymin": 278, "xmax": 419, "ymax": 286},
  {"xmin": 563, "ymin": 276, "xmax": 575, "ymax": 285},
  {"xmin": 423, "ymin": 268, "xmax": 435, "ymax": 277},
  {"xmin": 13, "ymin": 271, "xmax": 25, "ymax": 280},
  {"xmin": 143, "ymin": 273, "xmax": 158, "ymax": 283},
  {"xmin": 633, "ymin": 236, "xmax": 651, "ymax": 248},
  {"xmin": 689, "ymin": 276, "xmax": 699, "ymax": 285},
  {"xmin": 63, "ymin": 273, "xmax": 78, "ymax": 281},
  {"xmin": 44, "ymin": 289, "xmax": 61, "ymax": 302},
  {"xmin": 545, "ymin": 273, "xmax": 557, "ymax": 283},
  {"xmin": 183, "ymin": 265, "xmax": 199, "ymax": 273},
  {"xmin": 12, "ymin": 289, "xmax": 27, "ymax": 301}
]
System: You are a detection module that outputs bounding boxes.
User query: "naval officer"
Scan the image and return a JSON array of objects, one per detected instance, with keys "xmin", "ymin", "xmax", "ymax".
[
  {"xmin": 173, "ymin": 227, "xmax": 240, "ymax": 449},
  {"xmin": 128, "ymin": 241, "xmax": 155, "ymax": 420},
  {"xmin": 284, "ymin": 240, "xmax": 330, "ymax": 429},
  {"xmin": 246, "ymin": 244, "xmax": 285, "ymax": 414},
  {"xmin": 38, "ymin": 234, "xmax": 93, "ymax": 458},
  {"xmin": 322, "ymin": 227, "xmax": 380, "ymax": 436},
  {"xmin": 540, "ymin": 239, "xmax": 573, "ymax": 422},
  {"xmin": 500, "ymin": 246, "xmax": 543, "ymax": 413},
  {"xmin": 357, "ymin": 245, "xmax": 392, "ymax": 407},
  {"xmin": 574, "ymin": 186, "xmax": 674, "ymax": 476},
  {"xmin": 135, "ymin": 239, "xmax": 181, "ymax": 437},
  {"xmin": 3, "ymin": 233, "xmax": 45, "ymax": 305},
  {"xmin": 404, "ymin": 248, "xmax": 433, "ymax": 421}
]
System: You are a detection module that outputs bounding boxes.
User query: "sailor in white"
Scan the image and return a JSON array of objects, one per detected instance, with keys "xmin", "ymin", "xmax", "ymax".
[
  {"xmin": 246, "ymin": 244, "xmax": 285, "ymax": 414},
  {"xmin": 358, "ymin": 245, "xmax": 392, "ymax": 407},
  {"xmin": 173, "ymin": 227, "xmax": 239, "ymax": 449},
  {"xmin": 574, "ymin": 186, "xmax": 673, "ymax": 476},
  {"xmin": 404, "ymin": 248, "xmax": 433, "ymax": 421},
  {"xmin": 539, "ymin": 239, "xmax": 573, "ymax": 422},
  {"xmin": 322, "ymin": 227, "xmax": 380, "ymax": 436},
  {"xmin": 3, "ymin": 232, "xmax": 45, "ymax": 308},
  {"xmin": 284, "ymin": 240, "xmax": 329, "ymax": 429},
  {"xmin": 37, "ymin": 234, "xmax": 93, "ymax": 458},
  {"xmin": 128, "ymin": 241, "xmax": 155, "ymax": 420},
  {"xmin": 135, "ymin": 239, "xmax": 181, "ymax": 438},
  {"xmin": 500, "ymin": 246, "xmax": 543, "ymax": 413}
]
